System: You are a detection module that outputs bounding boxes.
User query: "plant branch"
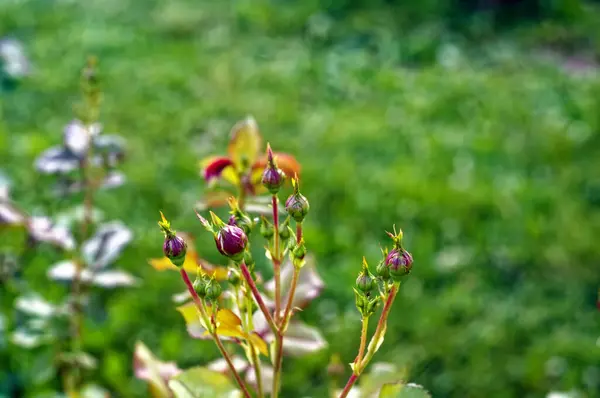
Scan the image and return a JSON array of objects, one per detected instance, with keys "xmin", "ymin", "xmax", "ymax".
[
  {"xmin": 359, "ymin": 284, "xmax": 398, "ymax": 370},
  {"xmin": 272, "ymin": 195, "xmax": 281, "ymax": 323},
  {"xmin": 338, "ymin": 284, "xmax": 399, "ymax": 398},
  {"xmin": 239, "ymin": 262, "xmax": 278, "ymax": 335},
  {"xmin": 338, "ymin": 374, "xmax": 358, "ymax": 398},
  {"xmin": 354, "ymin": 316, "xmax": 369, "ymax": 368},
  {"xmin": 280, "ymin": 267, "xmax": 299, "ymax": 332},
  {"xmin": 180, "ymin": 269, "xmax": 252, "ymax": 398}
]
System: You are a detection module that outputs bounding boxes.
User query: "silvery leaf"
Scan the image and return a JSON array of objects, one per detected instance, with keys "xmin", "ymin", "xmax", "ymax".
[
  {"xmin": 246, "ymin": 363, "xmax": 274, "ymax": 394},
  {"xmin": 48, "ymin": 260, "xmax": 84, "ymax": 281},
  {"xmin": 15, "ymin": 294, "xmax": 56, "ymax": 318},
  {"xmin": 48, "ymin": 261, "xmax": 137, "ymax": 288},
  {"xmin": 93, "ymin": 134, "xmax": 125, "ymax": 155},
  {"xmin": 82, "ymin": 221, "xmax": 132, "ymax": 269},
  {"xmin": 0, "ymin": 170, "xmax": 10, "ymax": 200},
  {"xmin": 0, "ymin": 38, "xmax": 30, "ymax": 78},
  {"xmin": 0, "ymin": 200, "xmax": 26, "ymax": 225},
  {"xmin": 207, "ymin": 356, "xmax": 248, "ymax": 374},
  {"xmin": 35, "ymin": 146, "xmax": 80, "ymax": 174},
  {"xmin": 252, "ymin": 312, "xmax": 327, "ymax": 357},
  {"xmin": 134, "ymin": 341, "xmax": 182, "ymax": 397},
  {"xmin": 29, "ymin": 216, "xmax": 75, "ymax": 251},
  {"xmin": 11, "ymin": 328, "xmax": 48, "ymax": 348},
  {"xmin": 92, "ymin": 270, "xmax": 138, "ymax": 288},
  {"xmin": 264, "ymin": 255, "xmax": 324, "ymax": 311},
  {"xmin": 63, "ymin": 120, "xmax": 91, "ymax": 157},
  {"xmin": 101, "ymin": 171, "xmax": 126, "ymax": 189}
]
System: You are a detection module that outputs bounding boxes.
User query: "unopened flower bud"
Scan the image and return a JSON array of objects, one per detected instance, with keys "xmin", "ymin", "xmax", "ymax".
[
  {"xmin": 354, "ymin": 289, "xmax": 379, "ymax": 317},
  {"xmin": 356, "ymin": 272, "xmax": 375, "ymax": 293},
  {"xmin": 259, "ymin": 216, "xmax": 274, "ymax": 239},
  {"xmin": 262, "ymin": 167, "xmax": 285, "ymax": 194},
  {"xmin": 205, "ymin": 279, "xmax": 222, "ymax": 301},
  {"xmin": 385, "ymin": 248, "xmax": 413, "ymax": 280},
  {"xmin": 158, "ymin": 211, "xmax": 187, "ymax": 267},
  {"xmin": 356, "ymin": 257, "xmax": 376, "ymax": 293},
  {"xmin": 292, "ymin": 241, "xmax": 306, "ymax": 258},
  {"xmin": 193, "ymin": 276, "xmax": 209, "ymax": 297},
  {"xmin": 163, "ymin": 235, "xmax": 187, "ymax": 267},
  {"xmin": 227, "ymin": 268, "xmax": 241, "ymax": 286},
  {"xmin": 215, "ymin": 225, "xmax": 248, "ymax": 262},
  {"xmin": 375, "ymin": 258, "xmax": 390, "ymax": 280},
  {"xmin": 261, "ymin": 144, "xmax": 285, "ymax": 194},
  {"xmin": 285, "ymin": 178, "xmax": 309, "ymax": 222},
  {"xmin": 279, "ymin": 216, "xmax": 292, "ymax": 241}
]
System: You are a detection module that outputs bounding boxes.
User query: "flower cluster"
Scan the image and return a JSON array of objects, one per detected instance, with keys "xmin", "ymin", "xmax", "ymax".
[{"xmin": 139, "ymin": 117, "xmax": 422, "ymax": 398}]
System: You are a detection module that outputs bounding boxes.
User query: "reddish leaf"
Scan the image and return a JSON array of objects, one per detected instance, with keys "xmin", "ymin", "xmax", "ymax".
[{"xmin": 200, "ymin": 156, "xmax": 235, "ymax": 182}]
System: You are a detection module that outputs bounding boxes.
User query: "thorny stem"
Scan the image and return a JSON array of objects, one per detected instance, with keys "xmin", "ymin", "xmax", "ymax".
[
  {"xmin": 180, "ymin": 269, "xmax": 252, "ymax": 398},
  {"xmin": 272, "ymin": 195, "xmax": 281, "ymax": 324},
  {"xmin": 280, "ymin": 268, "xmax": 299, "ymax": 332},
  {"xmin": 296, "ymin": 222, "xmax": 302, "ymax": 243},
  {"xmin": 353, "ymin": 316, "xmax": 369, "ymax": 368},
  {"xmin": 239, "ymin": 262, "xmax": 278, "ymax": 335},
  {"xmin": 338, "ymin": 374, "xmax": 358, "ymax": 398},
  {"xmin": 338, "ymin": 284, "xmax": 399, "ymax": 398}
]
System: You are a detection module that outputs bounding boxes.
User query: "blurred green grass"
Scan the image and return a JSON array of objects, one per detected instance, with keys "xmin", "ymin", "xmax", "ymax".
[{"xmin": 2, "ymin": 0, "xmax": 600, "ymax": 397}]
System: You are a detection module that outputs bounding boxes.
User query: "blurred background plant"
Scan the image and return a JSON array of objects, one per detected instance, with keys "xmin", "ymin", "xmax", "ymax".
[
  {"xmin": 1, "ymin": 0, "xmax": 600, "ymax": 397},
  {"xmin": 1, "ymin": 58, "xmax": 133, "ymax": 396}
]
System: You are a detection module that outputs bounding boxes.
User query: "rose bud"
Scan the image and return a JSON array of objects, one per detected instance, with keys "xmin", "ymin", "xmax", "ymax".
[
  {"xmin": 205, "ymin": 279, "xmax": 222, "ymax": 301},
  {"xmin": 215, "ymin": 224, "xmax": 248, "ymax": 262},
  {"xmin": 227, "ymin": 268, "xmax": 241, "ymax": 286},
  {"xmin": 385, "ymin": 248, "xmax": 413, "ymax": 280},
  {"xmin": 193, "ymin": 275, "xmax": 209, "ymax": 297},
  {"xmin": 356, "ymin": 271, "xmax": 376, "ymax": 293},
  {"xmin": 163, "ymin": 234, "xmax": 187, "ymax": 267},
  {"xmin": 285, "ymin": 177, "xmax": 309, "ymax": 223},
  {"xmin": 261, "ymin": 144, "xmax": 285, "ymax": 194},
  {"xmin": 259, "ymin": 215, "xmax": 274, "ymax": 239},
  {"xmin": 356, "ymin": 257, "xmax": 376, "ymax": 293}
]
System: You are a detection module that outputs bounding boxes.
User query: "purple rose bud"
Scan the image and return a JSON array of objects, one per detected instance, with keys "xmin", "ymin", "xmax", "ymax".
[
  {"xmin": 215, "ymin": 225, "xmax": 248, "ymax": 261},
  {"xmin": 261, "ymin": 144, "xmax": 285, "ymax": 194},
  {"xmin": 385, "ymin": 248, "xmax": 413, "ymax": 280},
  {"xmin": 163, "ymin": 234, "xmax": 187, "ymax": 267},
  {"xmin": 285, "ymin": 193, "xmax": 309, "ymax": 222},
  {"xmin": 262, "ymin": 167, "xmax": 285, "ymax": 194}
]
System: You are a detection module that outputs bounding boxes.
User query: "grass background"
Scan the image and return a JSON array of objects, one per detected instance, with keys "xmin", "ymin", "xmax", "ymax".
[{"xmin": 1, "ymin": 0, "xmax": 600, "ymax": 397}]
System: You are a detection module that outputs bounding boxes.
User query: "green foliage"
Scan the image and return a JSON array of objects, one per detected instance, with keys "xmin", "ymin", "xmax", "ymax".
[{"xmin": 2, "ymin": 0, "xmax": 600, "ymax": 397}]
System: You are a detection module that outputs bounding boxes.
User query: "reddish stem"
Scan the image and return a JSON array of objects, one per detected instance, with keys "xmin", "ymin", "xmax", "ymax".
[
  {"xmin": 296, "ymin": 222, "xmax": 302, "ymax": 244},
  {"xmin": 338, "ymin": 374, "xmax": 358, "ymax": 398},
  {"xmin": 272, "ymin": 195, "xmax": 281, "ymax": 323},
  {"xmin": 180, "ymin": 269, "xmax": 252, "ymax": 398},
  {"xmin": 239, "ymin": 262, "xmax": 278, "ymax": 334}
]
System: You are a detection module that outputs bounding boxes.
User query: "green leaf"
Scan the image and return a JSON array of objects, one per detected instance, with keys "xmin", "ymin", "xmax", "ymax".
[
  {"xmin": 378, "ymin": 383, "xmax": 432, "ymax": 398},
  {"xmin": 168, "ymin": 366, "xmax": 237, "ymax": 398}
]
